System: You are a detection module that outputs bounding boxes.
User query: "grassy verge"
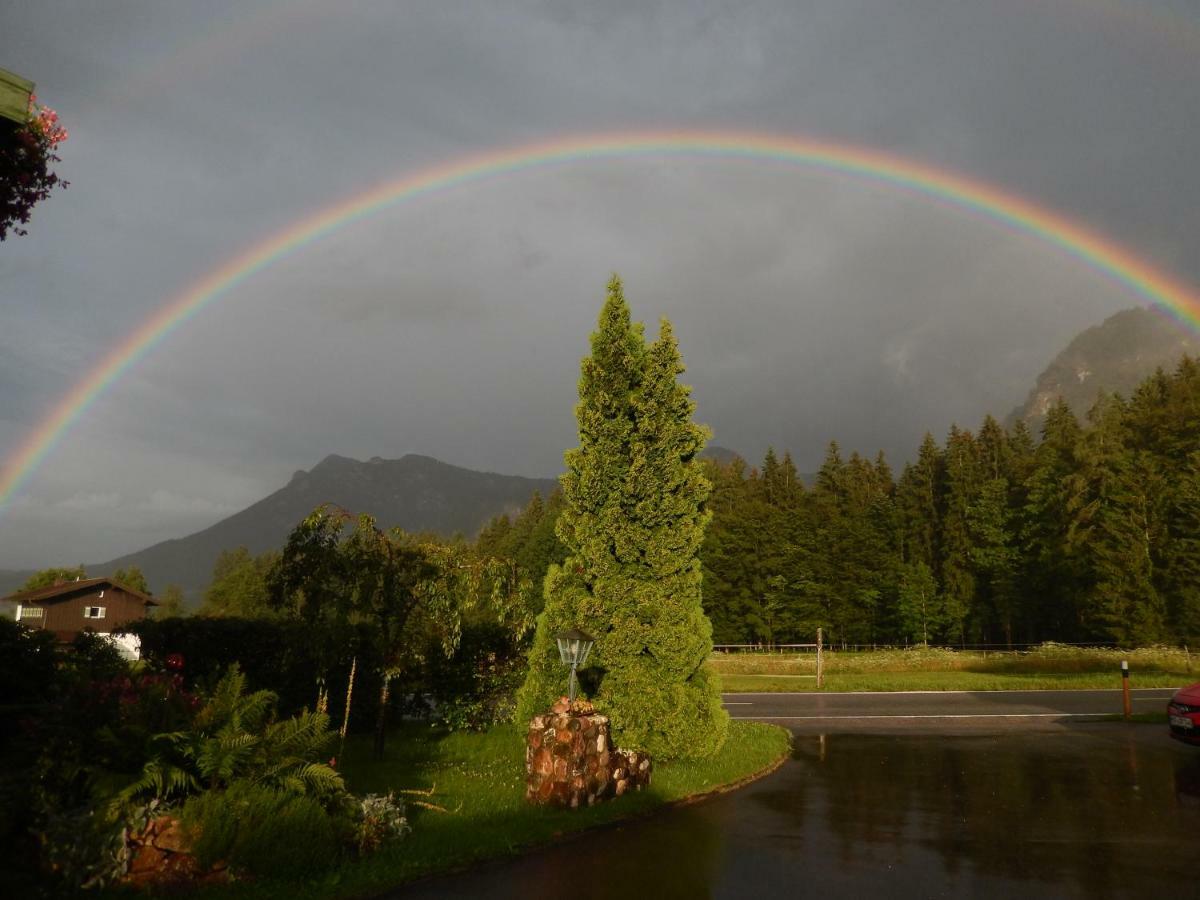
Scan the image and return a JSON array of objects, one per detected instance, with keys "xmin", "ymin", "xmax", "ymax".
[
  {"xmin": 719, "ymin": 671, "xmax": 1188, "ymax": 692},
  {"xmin": 189, "ymin": 719, "xmax": 790, "ymax": 900},
  {"xmin": 711, "ymin": 645, "xmax": 1195, "ymax": 693}
]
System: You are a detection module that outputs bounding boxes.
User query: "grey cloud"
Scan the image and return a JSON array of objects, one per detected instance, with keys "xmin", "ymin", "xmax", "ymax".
[{"xmin": 0, "ymin": 0, "xmax": 1196, "ymax": 566}]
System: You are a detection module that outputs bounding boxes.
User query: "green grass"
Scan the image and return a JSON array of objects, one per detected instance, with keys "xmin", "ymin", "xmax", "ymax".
[
  {"xmin": 719, "ymin": 671, "xmax": 1187, "ymax": 692},
  {"xmin": 711, "ymin": 644, "xmax": 1196, "ymax": 693},
  {"xmin": 185, "ymin": 720, "xmax": 790, "ymax": 900}
]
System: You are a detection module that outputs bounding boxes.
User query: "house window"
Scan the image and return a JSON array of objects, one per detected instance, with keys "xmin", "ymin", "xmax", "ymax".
[
  {"xmin": 83, "ymin": 606, "xmax": 106, "ymax": 619},
  {"xmin": 18, "ymin": 606, "xmax": 44, "ymax": 619}
]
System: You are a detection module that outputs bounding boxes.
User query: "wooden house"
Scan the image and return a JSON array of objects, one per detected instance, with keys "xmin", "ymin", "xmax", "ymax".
[{"xmin": 3, "ymin": 577, "xmax": 157, "ymax": 658}]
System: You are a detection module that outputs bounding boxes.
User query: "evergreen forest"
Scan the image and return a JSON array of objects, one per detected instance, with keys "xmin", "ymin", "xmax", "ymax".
[{"xmin": 478, "ymin": 357, "xmax": 1200, "ymax": 649}]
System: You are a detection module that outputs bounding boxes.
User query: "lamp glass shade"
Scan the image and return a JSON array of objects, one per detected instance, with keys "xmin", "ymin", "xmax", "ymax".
[{"xmin": 555, "ymin": 628, "xmax": 595, "ymax": 667}]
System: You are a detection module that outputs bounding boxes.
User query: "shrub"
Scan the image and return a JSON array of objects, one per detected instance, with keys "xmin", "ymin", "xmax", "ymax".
[
  {"xmin": 0, "ymin": 627, "xmax": 154, "ymax": 892},
  {"xmin": 0, "ymin": 620, "xmax": 58, "ymax": 841},
  {"xmin": 118, "ymin": 666, "xmax": 345, "ymax": 810},
  {"xmin": 125, "ymin": 616, "xmax": 387, "ymax": 732},
  {"xmin": 34, "ymin": 803, "xmax": 128, "ymax": 891},
  {"xmin": 181, "ymin": 780, "xmax": 350, "ymax": 879},
  {"xmin": 426, "ymin": 623, "xmax": 526, "ymax": 731},
  {"xmin": 126, "ymin": 617, "xmax": 334, "ymax": 716}
]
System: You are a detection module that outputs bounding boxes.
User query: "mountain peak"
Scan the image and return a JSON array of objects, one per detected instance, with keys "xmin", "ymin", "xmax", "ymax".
[
  {"xmin": 87, "ymin": 455, "xmax": 560, "ymax": 599},
  {"xmin": 312, "ymin": 453, "xmax": 360, "ymax": 471},
  {"xmin": 1009, "ymin": 306, "xmax": 1198, "ymax": 429}
]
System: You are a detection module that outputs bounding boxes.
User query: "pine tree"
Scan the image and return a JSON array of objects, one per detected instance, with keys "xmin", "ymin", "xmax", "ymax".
[
  {"xmin": 968, "ymin": 476, "xmax": 1019, "ymax": 645},
  {"xmin": 1003, "ymin": 420, "xmax": 1038, "ymax": 641},
  {"xmin": 1161, "ymin": 450, "xmax": 1200, "ymax": 643},
  {"xmin": 699, "ymin": 457, "xmax": 757, "ymax": 642},
  {"xmin": 778, "ymin": 450, "xmax": 803, "ymax": 509},
  {"xmin": 808, "ymin": 442, "xmax": 847, "ymax": 642},
  {"xmin": 1021, "ymin": 400, "xmax": 1085, "ymax": 639},
  {"xmin": 940, "ymin": 425, "xmax": 978, "ymax": 644},
  {"xmin": 896, "ymin": 433, "xmax": 942, "ymax": 574},
  {"xmin": 475, "ymin": 513, "xmax": 513, "ymax": 558},
  {"xmin": 517, "ymin": 278, "xmax": 727, "ymax": 759},
  {"xmin": 1068, "ymin": 396, "xmax": 1166, "ymax": 644}
]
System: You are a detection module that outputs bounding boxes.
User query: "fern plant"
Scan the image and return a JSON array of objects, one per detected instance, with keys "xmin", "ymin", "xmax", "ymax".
[{"xmin": 118, "ymin": 665, "xmax": 345, "ymax": 811}]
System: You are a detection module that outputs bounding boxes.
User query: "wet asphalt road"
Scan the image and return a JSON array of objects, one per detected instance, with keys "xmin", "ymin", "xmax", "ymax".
[
  {"xmin": 386, "ymin": 690, "xmax": 1200, "ymax": 899},
  {"xmin": 725, "ymin": 687, "xmax": 1181, "ymax": 732}
]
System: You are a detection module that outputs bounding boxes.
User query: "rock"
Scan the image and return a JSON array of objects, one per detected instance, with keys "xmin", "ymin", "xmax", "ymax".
[
  {"xmin": 122, "ymin": 814, "xmax": 227, "ymax": 888},
  {"xmin": 152, "ymin": 818, "xmax": 191, "ymax": 853},
  {"xmin": 524, "ymin": 707, "xmax": 653, "ymax": 808}
]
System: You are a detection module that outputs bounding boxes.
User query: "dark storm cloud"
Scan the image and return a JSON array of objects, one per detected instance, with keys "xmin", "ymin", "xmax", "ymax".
[{"xmin": 0, "ymin": 0, "xmax": 1197, "ymax": 565}]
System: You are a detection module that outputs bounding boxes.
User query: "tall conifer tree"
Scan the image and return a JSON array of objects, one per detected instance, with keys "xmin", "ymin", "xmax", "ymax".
[
  {"xmin": 940, "ymin": 425, "xmax": 978, "ymax": 643},
  {"xmin": 1022, "ymin": 400, "xmax": 1084, "ymax": 638},
  {"xmin": 517, "ymin": 278, "xmax": 727, "ymax": 759}
]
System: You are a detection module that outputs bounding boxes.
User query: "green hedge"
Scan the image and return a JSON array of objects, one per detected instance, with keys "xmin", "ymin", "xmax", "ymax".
[{"xmin": 126, "ymin": 617, "xmax": 528, "ymax": 733}]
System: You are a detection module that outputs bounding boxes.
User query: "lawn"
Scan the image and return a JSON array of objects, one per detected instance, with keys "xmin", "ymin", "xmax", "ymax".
[
  {"xmin": 186, "ymin": 719, "xmax": 790, "ymax": 900},
  {"xmin": 710, "ymin": 644, "xmax": 1196, "ymax": 693}
]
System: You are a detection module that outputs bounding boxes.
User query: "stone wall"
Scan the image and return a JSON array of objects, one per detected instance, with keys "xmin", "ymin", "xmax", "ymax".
[{"xmin": 525, "ymin": 698, "xmax": 652, "ymax": 808}]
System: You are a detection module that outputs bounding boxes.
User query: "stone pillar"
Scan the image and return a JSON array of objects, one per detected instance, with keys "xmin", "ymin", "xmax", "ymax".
[{"xmin": 525, "ymin": 697, "xmax": 652, "ymax": 808}]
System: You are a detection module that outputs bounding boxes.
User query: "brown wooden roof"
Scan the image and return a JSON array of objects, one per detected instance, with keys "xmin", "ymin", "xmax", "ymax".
[{"xmin": 1, "ymin": 577, "xmax": 157, "ymax": 606}]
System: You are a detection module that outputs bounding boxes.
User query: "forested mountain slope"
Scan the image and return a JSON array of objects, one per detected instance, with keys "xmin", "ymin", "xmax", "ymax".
[{"xmin": 1009, "ymin": 307, "xmax": 1197, "ymax": 429}]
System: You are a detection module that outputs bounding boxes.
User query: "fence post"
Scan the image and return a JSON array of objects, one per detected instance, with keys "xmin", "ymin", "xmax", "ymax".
[
  {"xmin": 816, "ymin": 627, "xmax": 824, "ymax": 690},
  {"xmin": 1121, "ymin": 660, "xmax": 1131, "ymax": 720}
]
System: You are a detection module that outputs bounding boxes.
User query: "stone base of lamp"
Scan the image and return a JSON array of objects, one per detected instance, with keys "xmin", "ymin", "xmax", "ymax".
[{"xmin": 525, "ymin": 697, "xmax": 652, "ymax": 808}]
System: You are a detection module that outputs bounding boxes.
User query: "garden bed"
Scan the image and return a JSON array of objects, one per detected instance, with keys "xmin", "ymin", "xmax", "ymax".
[{"xmin": 174, "ymin": 720, "xmax": 790, "ymax": 900}]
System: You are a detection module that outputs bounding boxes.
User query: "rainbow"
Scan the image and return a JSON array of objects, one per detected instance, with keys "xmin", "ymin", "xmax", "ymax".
[{"xmin": 3, "ymin": 129, "xmax": 1200, "ymax": 512}]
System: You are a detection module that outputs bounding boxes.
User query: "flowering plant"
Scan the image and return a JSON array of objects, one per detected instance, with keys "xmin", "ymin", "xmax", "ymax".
[
  {"xmin": 355, "ymin": 792, "xmax": 410, "ymax": 855},
  {"xmin": 0, "ymin": 95, "xmax": 68, "ymax": 239}
]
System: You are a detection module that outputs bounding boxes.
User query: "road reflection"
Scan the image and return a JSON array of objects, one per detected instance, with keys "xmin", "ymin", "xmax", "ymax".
[
  {"xmin": 775, "ymin": 730, "xmax": 1200, "ymax": 896},
  {"xmin": 389, "ymin": 727, "xmax": 1200, "ymax": 899}
]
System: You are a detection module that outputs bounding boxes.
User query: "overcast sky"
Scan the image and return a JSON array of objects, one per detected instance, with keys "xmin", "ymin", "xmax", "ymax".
[{"xmin": 1, "ymin": 0, "xmax": 1198, "ymax": 568}]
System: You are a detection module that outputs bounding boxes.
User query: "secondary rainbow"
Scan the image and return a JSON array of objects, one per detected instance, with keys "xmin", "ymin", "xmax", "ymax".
[{"xmin": 4, "ymin": 129, "xmax": 1200, "ymax": 513}]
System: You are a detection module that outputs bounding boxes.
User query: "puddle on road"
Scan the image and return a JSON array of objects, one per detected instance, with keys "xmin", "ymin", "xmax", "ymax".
[
  {"xmin": 391, "ymin": 729, "xmax": 1200, "ymax": 899},
  {"xmin": 755, "ymin": 730, "xmax": 1200, "ymax": 897}
]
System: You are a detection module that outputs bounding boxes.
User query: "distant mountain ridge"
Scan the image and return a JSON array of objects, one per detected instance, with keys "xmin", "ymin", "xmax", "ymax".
[
  {"xmin": 11, "ymin": 305, "xmax": 1190, "ymax": 603},
  {"xmin": 1008, "ymin": 307, "xmax": 1198, "ymax": 430},
  {"xmin": 1, "ymin": 449, "xmax": 755, "ymax": 601},
  {"xmin": 45, "ymin": 454, "xmax": 559, "ymax": 601}
]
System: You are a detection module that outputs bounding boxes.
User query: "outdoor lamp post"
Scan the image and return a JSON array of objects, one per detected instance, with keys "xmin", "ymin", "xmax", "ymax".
[{"xmin": 555, "ymin": 628, "xmax": 595, "ymax": 703}]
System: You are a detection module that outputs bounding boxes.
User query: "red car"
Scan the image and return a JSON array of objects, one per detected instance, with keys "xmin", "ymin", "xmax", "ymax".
[{"xmin": 1168, "ymin": 683, "xmax": 1200, "ymax": 746}]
